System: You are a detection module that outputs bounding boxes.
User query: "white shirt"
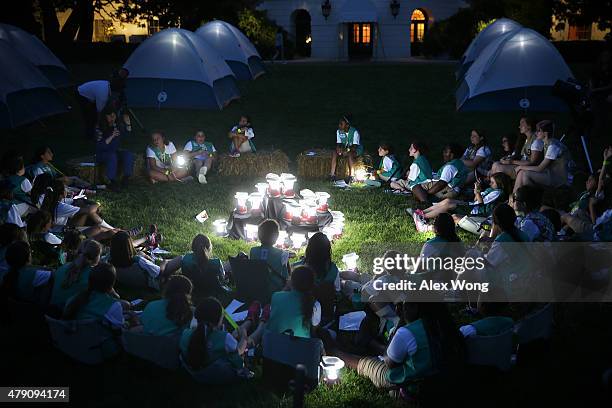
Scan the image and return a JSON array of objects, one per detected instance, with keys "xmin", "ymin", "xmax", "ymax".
[
  {"xmin": 407, "ymin": 163, "xmax": 420, "ymax": 182},
  {"xmin": 311, "ymin": 301, "xmax": 322, "ymax": 326},
  {"xmin": 459, "ymin": 324, "xmax": 477, "ymax": 338},
  {"xmin": 515, "ymin": 217, "xmax": 539, "ymax": 242},
  {"xmin": 544, "ymin": 142, "xmax": 563, "ymax": 161},
  {"xmin": 38, "ymin": 194, "xmax": 80, "ymax": 229},
  {"xmin": 381, "ymin": 156, "xmax": 394, "ymax": 172},
  {"xmin": 336, "ymin": 129, "xmax": 360, "ymax": 145},
  {"xmin": 4, "ymin": 203, "xmax": 26, "ymax": 227},
  {"xmin": 469, "ymin": 189, "xmax": 501, "ymax": 214},
  {"xmin": 44, "ymin": 232, "xmax": 62, "ymax": 245},
  {"xmin": 77, "ymin": 80, "xmax": 111, "ymax": 112},
  {"xmin": 386, "ymin": 326, "xmax": 418, "ymax": 363},
  {"xmin": 146, "ymin": 142, "xmax": 177, "ymax": 169},
  {"xmin": 231, "ymin": 126, "xmax": 254, "ymax": 139},
  {"xmin": 438, "ymin": 163, "xmax": 461, "ymax": 191},
  {"xmin": 135, "ymin": 255, "xmax": 161, "ymax": 278},
  {"xmin": 20, "ymin": 178, "xmax": 32, "ymax": 194},
  {"xmin": 531, "ymin": 139, "xmax": 545, "ymax": 152},
  {"xmin": 104, "ymin": 301, "xmax": 125, "ymax": 328}
]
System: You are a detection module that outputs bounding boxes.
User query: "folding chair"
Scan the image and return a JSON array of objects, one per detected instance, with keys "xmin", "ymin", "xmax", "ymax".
[
  {"xmin": 122, "ymin": 330, "xmax": 181, "ymax": 370},
  {"xmin": 465, "ymin": 329, "xmax": 514, "ymax": 371},
  {"xmin": 229, "ymin": 257, "xmax": 276, "ymax": 304},
  {"xmin": 45, "ymin": 315, "xmax": 119, "ymax": 365}
]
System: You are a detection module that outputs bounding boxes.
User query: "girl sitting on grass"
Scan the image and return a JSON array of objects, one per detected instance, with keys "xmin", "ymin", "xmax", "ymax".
[
  {"xmin": 0, "ymin": 180, "xmax": 25, "ymax": 228},
  {"xmin": 50, "ymin": 239, "xmax": 102, "ymax": 311},
  {"xmin": 27, "ymin": 145, "xmax": 91, "ymax": 188},
  {"xmin": 180, "ymin": 297, "xmax": 251, "ymax": 383},
  {"xmin": 461, "ymin": 129, "xmax": 493, "ymax": 185},
  {"xmin": 228, "ymin": 115, "xmax": 256, "ymax": 157},
  {"xmin": 146, "ymin": 131, "xmax": 189, "ymax": 183},
  {"xmin": 4, "ymin": 156, "xmax": 35, "ymax": 217},
  {"xmin": 413, "ymin": 172, "xmax": 511, "ymax": 224},
  {"xmin": 27, "ymin": 210, "xmax": 62, "ymax": 266},
  {"xmin": 372, "ymin": 142, "xmax": 402, "ymax": 183},
  {"xmin": 1, "ymin": 241, "xmax": 52, "ymax": 305},
  {"xmin": 390, "ymin": 142, "xmax": 433, "ymax": 194},
  {"xmin": 250, "ymin": 220, "xmax": 290, "ymax": 293},
  {"xmin": 183, "ymin": 130, "xmax": 216, "ymax": 184},
  {"xmin": 139, "ymin": 275, "xmax": 194, "ymax": 336},
  {"xmin": 179, "ymin": 234, "xmax": 227, "ymax": 301},
  {"xmin": 490, "ymin": 116, "xmax": 542, "ymax": 179}
]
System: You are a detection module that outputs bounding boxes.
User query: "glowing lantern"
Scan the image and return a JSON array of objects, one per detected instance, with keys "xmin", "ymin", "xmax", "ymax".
[
  {"xmin": 234, "ymin": 192, "xmax": 249, "ymax": 215},
  {"xmin": 266, "ymin": 173, "xmax": 281, "ymax": 198},
  {"xmin": 342, "ymin": 252, "xmax": 359, "ymax": 271},
  {"xmin": 291, "ymin": 232, "xmax": 306, "ymax": 249},
  {"xmin": 255, "ymin": 183, "xmax": 268, "ymax": 195},
  {"xmin": 245, "ymin": 224, "xmax": 258, "ymax": 241},
  {"xmin": 321, "ymin": 356, "xmax": 345, "ymax": 384},
  {"xmin": 354, "ymin": 169, "xmax": 368, "ymax": 182},
  {"xmin": 315, "ymin": 192, "xmax": 330, "ymax": 212},
  {"xmin": 248, "ymin": 193, "xmax": 263, "ymax": 214},
  {"xmin": 281, "ymin": 173, "xmax": 297, "ymax": 198},
  {"xmin": 175, "ymin": 154, "xmax": 187, "ymax": 168},
  {"xmin": 213, "ymin": 219, "xmax": 228, "ymax": 236},
  {"xmin": 275, "ymin": 230, "xmax": 288, "ymax": 248},
  {"xmin": 300, "ymin": 189, "xmax": 316, "ymax": 200}
]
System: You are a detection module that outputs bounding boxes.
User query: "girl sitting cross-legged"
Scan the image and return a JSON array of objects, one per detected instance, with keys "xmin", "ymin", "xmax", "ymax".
[
  {"xmin": 139, "ymin": 275, "xmax": 194, "ymax": 336},
  {"xmin": 146, "ymin": 130, "xmax": 190, "ymax": 183}
]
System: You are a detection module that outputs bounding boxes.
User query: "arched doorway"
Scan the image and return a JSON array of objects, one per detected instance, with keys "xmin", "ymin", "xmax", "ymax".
[
  {"xmin": 292, "ymin": 10, "xmax": 311, "ymax": 57},
  {"xmin": 410, "ymin": 9, "xmax": 428, "ymax": 56}
]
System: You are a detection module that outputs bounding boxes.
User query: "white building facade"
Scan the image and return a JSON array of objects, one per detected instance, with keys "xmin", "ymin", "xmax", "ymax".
[{"xmin": 258, "ymin": 0, "xmax": 466, "ymax": 60}]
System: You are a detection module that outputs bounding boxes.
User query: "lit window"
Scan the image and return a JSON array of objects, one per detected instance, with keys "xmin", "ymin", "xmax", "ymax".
[
  {"xmin": 362, "ymin": 25, "xmax": 370, "ymax": 43},
  {"xmin": 411, "ymin": 9, "xmax": 426, "ymax": 21},
  {"xmin": 410, "ymin": 9, "xmax": 427, "ymax": 43},
  {"xmin": 353, "ymin": 24, "xmax": 360, "ymax": 43},
  {"xmin": 568, "ymin": 24, "xmax": 591, "ymax": 40}
]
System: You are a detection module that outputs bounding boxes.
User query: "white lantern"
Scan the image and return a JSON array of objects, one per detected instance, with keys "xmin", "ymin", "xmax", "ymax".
[
  {"xmin": 321, "ymin": 356, "xmax": 345, "ymax": 383},
  {"xmin": 354, "ymin": 169, "xmax": 368, "ymax": 182},
  {"xmin": 275, "ymin": 230, "xmax": 288, "ymax": 248},
  {"xmin": 304, "ymin": 200, "xmax": 317, "ymax": 223},
  {"xmin": 245, "ymin": 224, "xmax": 259, "ymax": 241},
  {"xmin": 291, "ymin": 232, "xmax": 306, "ymax": 249},
  {"xmin": 315, "ymin": 192, "xmax": 330, "ymax": 212},
  {"xmin": 255, "ymin": 183, "xmax": 268, "ymax": 195},
  {"xmin": 175, "ymin": 154, "xmax": 187, "ymax": 168},
  {"xmin": 234, "ymin": 192, "xmax": 249, "ymax": 215},
  {"xmin": 342, "ymin": 253, "xmax": 359, "ymax": 271},
  {"xmin": 281, "ymin": 173, "xmax": 296, "ymax": 198},
  {"xmin": 266, "ymin": 173, "xmax": 281, "ymax": 198},
  {"xmin": 248, "ymin": 193, "xmax": 263, "ymax": 214},
  {"xmin": 213, "ymin": 219, "xmax": 228, "ymax": 236},
  {"xmin": 300, "ymin": 189, "xmax": 316, "ymax": 200}
]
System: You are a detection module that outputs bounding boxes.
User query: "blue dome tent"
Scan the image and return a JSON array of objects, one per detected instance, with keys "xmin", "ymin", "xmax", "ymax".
[
  {"xmin": 0, "ymin": 23, "xmax": 71, "ymax": 88},
  {"xmin": 123, "ymin": 28, "xmax": 240, "ymax": 109},
  {"xmin": 195, "ymin": 21, "xmax": 265, "ymax": 80},
  {"xmin": 0, "ymin": 40, "xmax": 67, "ymax": 129}
]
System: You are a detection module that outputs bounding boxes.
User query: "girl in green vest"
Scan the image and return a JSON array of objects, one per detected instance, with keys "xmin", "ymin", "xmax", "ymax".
[
  {"xmin": 390, "ymin": 142, "xmax": 433, "ymax": 193},
  {"xmin": 459, "ymin": 287, "xmax": 514, "ymax": 338},
  {"xmin": 491, "ymin": 116, "xmax": 543, "ymax": 179},
  {"xmin": 63, "ymin": 262, "xmax": 125, "ymax": 329},
  {"xmin": 250, "ymin": 219, "xmax": 290, "ymax": 293},
  {"xmin": 180, "ymin": 234, "xmax": 227, "ymax": 301},
  {"xmin": 180, "ymin": 297, "xmax": 250, "ymax": 383},
  {"xmin": 50, "ymin": 239, "xmax": 101, "ymax": 311},
  {"xmin": 412, "ymin": 144, "xmax": 468, "ymax": 204},
  {"xmin": 292, "ymin": 232, "xmax": 339, "ymax": 323},
  {"xmin": 336, "ymin": 302, "xmax": 464, "ymax": 390},
  {"xmin": 145, "ymin": 131, "xmax": 190, "ymax": 183},
  {"xmin": 1, "ymin": 240, "xmax": 52, "ymax": 305},
  {"xmin": 182, "ymin": 130, "xmax": 217, "ymax": 184},
  {"xmin": 27, "ymin": 145, "xmax": 91, "ymax": 189},
  {"xmin": 0, "ymin": 181, "xmax": 25, "ymax": 227},
  {"xmin": 461, "ymin": 129, "xmax": 493, "ymax": 185},
  {"xmin": 416, "ymin": 172, "xmax": 512, "ymax": 222},
  {"xmin": 373, "ymin": 143, "xmax": 402, "ymax": 182},
  {"xmin": 266, "ymin": 265, "xmax": 321, "ymax": 339},
  {"xmin": 4, "ymin": 156, "xmax": 35, "ymax": 218},
  {"xmin": 140, "ymin": 275, "xmax": 193, "ymax": 336},
  {"xmin": 26, "ymin": 210, "xmax": 62, "ymax": 267},
  {"xmin": 330, "ymin": 114, "xmax": 363, "ymax": 184}
]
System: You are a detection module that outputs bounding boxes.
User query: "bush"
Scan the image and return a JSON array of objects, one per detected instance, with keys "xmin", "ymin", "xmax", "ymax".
[
  {"xmin": 238, "ymin": 9, "xmax": 278, "ymax": 59},
  {"xmin": 423, "ymin": 8, "xmax": 477, "ymax": 59}
]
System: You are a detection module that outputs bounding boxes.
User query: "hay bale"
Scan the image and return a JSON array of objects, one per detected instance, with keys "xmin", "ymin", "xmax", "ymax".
[
  {"xmin": 217, "ymin": 150, "xmax": 290, "ymax": 177},
  {"xmin": 66, "ymin": 154, "xmax": 146, "ymax": 184},
  {"xmin": 297, "ymin": 149, "xmax": 372, "ymax": 179}
]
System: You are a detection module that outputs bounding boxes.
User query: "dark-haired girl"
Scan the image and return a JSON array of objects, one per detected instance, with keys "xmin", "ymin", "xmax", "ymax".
[
  {"xmin": 146, "ymin": 131, "xmax": 189, "ymax": 183},
  {"xmin": 27, "ymin": 146, "xmax": 91, "ymax": 188},
  {"xmin": 462, "ymin": 129, "xmax": 492, "ymax": 185},
  {"xmin": 50, "ymin": 239, "xmax": 101, "ymax": 310},
  {"xmin": 180, "ymin": 234, "xmax": 226, "ymax": 300},
  {"xmin": 390, "ymin": 142, "xmax": 433, "ymax": 193},
  {"xmin": 373, "ymin": 143, "xmax": 402, "ymax": 182},
  {"xmin": 180, "ymin": 297, "xmax": 249, "ymax": 383},
  {"xmin": 140, "ymin": 275, "xmax": 193, "ymax": 336},
  {"xmin": 4, "ymin": 156, "xmax": 35, "ymax": 217},
  {"xmin": 0, "ymin": 223, "xmax": 28, "ymax": 285},
  {"xmin": 266, "ymin": 265, "xmax": 321, "ymax": 338},
  {"xmin": 0, "ymin": 181, "xmax": 25, "ymax": 227},
  {"xmin": 63, "ymin": 262, "xmax": 125, "ymax": 329},
  {"xmin": 330, "ymin": 114, "xmax": 363, "ymax": 183},
  {"xmin": 27, "ymin": 210, "xmax": 62, "ymax": 266},
  {"xmin": 96, "ymin": 108, "xmax": 135, "ymax": 190},
  {"xmin": 228, "ymin": 115, "xmax": 256, "ymax": 157},
  {"xmin": 491, "ymin": 117, "xmax": 543, "ymax": 179},
  {"xmin": 1, "ymin": 241, "xmax": 52, "ymax": 304}
]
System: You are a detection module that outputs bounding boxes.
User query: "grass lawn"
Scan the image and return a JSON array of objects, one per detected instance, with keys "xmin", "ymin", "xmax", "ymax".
[{"xmin": 2, "ymin": 62, "xmax": 610, "ymax": 407}]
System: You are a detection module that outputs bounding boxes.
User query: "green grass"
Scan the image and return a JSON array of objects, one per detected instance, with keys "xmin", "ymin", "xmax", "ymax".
[{"xmin": 1, "ymin": 62, "xmax": 608, "ymax": 407}]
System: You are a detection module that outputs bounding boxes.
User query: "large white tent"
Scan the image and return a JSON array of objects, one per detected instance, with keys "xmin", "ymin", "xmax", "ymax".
[
  {"xmin": 0, "ymin": 40, "xmax": 67, "ymax": 129},
  {"xmin": 123, "ymin": 28, "xmax": 240, "ymax": 109},
  {"xmin": 456, "ymin": 28, "xmax": 574, "ymax": 112},
  {"xmin": 195, "ymin": 21, "xmax": 264, "ymax": 80},
  {"xmin": 0, "ymin": 23, "xmax": 71, "ymax": 88}
]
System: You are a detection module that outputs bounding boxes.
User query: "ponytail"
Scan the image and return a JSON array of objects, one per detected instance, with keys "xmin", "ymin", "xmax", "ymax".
[
  {"xmin": 62, "ymin": 240, "xmax": 101, "ymax": 289},
  {"xmin": 63, "ymin": 262, "xmax": 116, "ymax": 321},
  {"xmin": 493, "ymin": 203, "xmax": 525, "ymax": 242},
  {"xmin": 164, "ymin": 275, "xmax": 193, "ymax": 328},
  {"xmin": 191, "ymin": 234, "xmax": 211, "ymax": 277},
  {"xmin": 186, "ymin": 297, "xmax": 222, "ymax": 369},
  {"xmin": 63, "ymin": 288, "xmax": 93, "ymax": 320},
  {"xmin": 40, "ymin": 181, "xmax": 65, "ymax": 223},
  {"xmin": 290, "ymin": 266, "xmax": 316, "ymax": 329}
]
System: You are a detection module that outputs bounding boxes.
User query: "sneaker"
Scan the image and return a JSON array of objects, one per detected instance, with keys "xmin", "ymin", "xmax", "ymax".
[
  {"xmin": 406, "ymin": 208, "xmax": 414, "ymax": 217},
  {"xmin": 329, "ymin": 175, "xmax": 337, "ymax": 182},
  {"xmin": 246, "ymin": 301, "xmax": 262, "ymax": 323},
  {"xmin": 198, "ymin": 166, "xmax": 208, "ymax": 184},
  {"xmin": 127, "ymin": 226, "xmax": 143, "ymax": 237},
  {"xmin": 344, "ymin": 176, "xmax": 354, "ymax": 185},
  {"xmin": 260, "ymin": 304, "xmax": 271, "ymax": 323},
  {"xmin": 412, "ymin": 212, "xmax": 429, "ymax": 233}
]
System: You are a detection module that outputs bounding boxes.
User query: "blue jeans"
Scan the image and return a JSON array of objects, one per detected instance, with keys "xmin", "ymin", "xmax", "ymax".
[{"xmin": 96, "ymin": 149, "xmax": 135, "ymax": 181}]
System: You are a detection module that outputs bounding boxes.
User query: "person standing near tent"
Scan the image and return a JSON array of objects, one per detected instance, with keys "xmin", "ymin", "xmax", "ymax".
[
  {"xmin": 77, "ymin": 75, "xmax": 127, "ymax": 140},
  {"xmin": 330, "ymin": 114, "xmax": 363, "ymax": 184},
  {"xmin": 95, "ymin": 107, "xmax": 135, "ymax": 191},
  {"xmin": 228, "ymin": 116, "xmax": 256, "ymax": 157}
]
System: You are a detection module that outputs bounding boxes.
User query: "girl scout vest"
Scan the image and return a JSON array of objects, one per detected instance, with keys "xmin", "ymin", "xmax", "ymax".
[
  {"xmin": 141, "ymin": 299, "xmax": 184, "ymax": 336},
  {"xmin": 74, "ymin": 292, "xmax": 118, "ymax": 321},
  {"xmin": 16, "ymin": 266, "xmax": 42, "ymax": 302},
  {"xmin": 50, "ymin": 263, "xmax": 92, "ymax": 307},
  {"xmin": 338, "ymin": 127, "xmax": 363, "ymax": 155},
  {"xmin": 150, "ymin": 146, "xmax": 173, "ymax": 167},
  {"xmin": 0, "ymin": 200, "xmax": 13, "ymax": 223},
  {"xmin": 267, "ymin": 290, "xmax": 311, "ymax": 338},
  {"xmin": 292, "ymin": 259, "xmax": 338, "ymax": 285},
  {"xmin": 408, "ymin": 156, "xmax": 433, "ymax": 188},
  {"xmin": 470, "ymin": 316, "xmax": 514, "ymax": 336},
  {"xmin": 250, "ymin": 246, "xmax": 287, "ymax": 290},
  {"xmin": 190, "ymin": 141, "xmax": 215, "ymax": 154},
  {"xmin": 7, "ymin": 175, "xmax": 29, "ymax": 203},
  {"xmin": 475, "ymin": 188, "xmax": 504, "ymax": 216},
  {"xmin": 181, "ymin": 253, "xmax": 224, "ymax": 295},
  {"xmin": 379, "ymin": 155, "xmax": 402, "ymax": 179},
  {"xmin": 464, "ymin": 145, "xmax": 492, "ymax": 175},
  {"xmin": 26, "ymin": 162, "xmax": 57, "ymax": 179},
  {"xmin": 439, "ymin": 159, "xmax": 468, "ymax": 190},
  {"xmin": 386, "ymin": 319, "xmax": 434, "ymax": 384},
  {"xmin": 180, "ymin": 327, "xmax": 242, "ymax": 368},
  {"xmin": 519, "ymin": 212, "xmax": 555, "ymax": 242}
]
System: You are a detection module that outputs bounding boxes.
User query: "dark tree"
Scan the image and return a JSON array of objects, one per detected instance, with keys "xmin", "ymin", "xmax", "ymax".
[{"xmin": 552, "ymin": 0, "xmax": 612, "ymax": 33}]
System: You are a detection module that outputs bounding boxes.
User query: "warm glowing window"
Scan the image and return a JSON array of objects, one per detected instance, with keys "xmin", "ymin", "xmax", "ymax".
[
  {"xmin": 362, "ymin": 25, "xmax": 370, "ymax": 43},
  {"xmin": 410, "ymin": 9, "xmax": 427, "ymax": 43},
  {"xmin": 568, "ymin": 24, "xmax": 591, "ymax": 40},
  {"xmin": 353, "ymin": 24, "xmax": 360, "ymax": 43},
  {"xmin": 411, "ymin": 9, "xmax": 426, "ymax": 21}
]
